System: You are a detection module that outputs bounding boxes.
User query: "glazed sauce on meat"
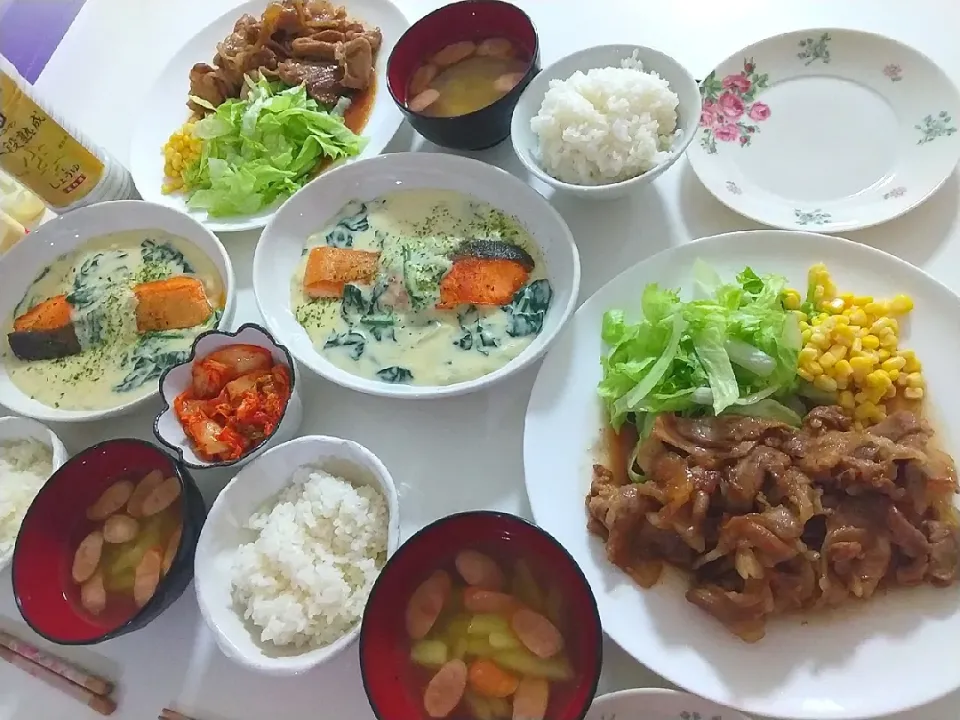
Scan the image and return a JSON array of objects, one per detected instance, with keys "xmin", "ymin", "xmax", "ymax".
[{"xmin": 597, "ymin": 422, "xmax": 638, "ymax": 486}]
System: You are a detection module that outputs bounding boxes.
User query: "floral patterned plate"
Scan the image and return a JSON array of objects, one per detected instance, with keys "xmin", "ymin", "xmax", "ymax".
[
  {"xmin": 586, "ymin": 688, "xmax": 751, "ymax": 720},
  {"xmin": 686, "ymin": 29, "xmax": 960, "ymax": 233}
]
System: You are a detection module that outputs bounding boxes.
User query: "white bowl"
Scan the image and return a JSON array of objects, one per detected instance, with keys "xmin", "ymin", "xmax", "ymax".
[
  {"xmin": 0, "ymin": 200, "xmax": 236, "ymax": 423},
  {"xmin": 0, "ymin": 416, "xmax": 69, "ymax": 573},
  {"xmin": 194, "ymin": 435, "xmax": 401, "ymax": 675},
  {"xmin": 586, "ymin": 688, "xmax": 752, "ymax": 720},
  {"xmin": 154, "ymin": 323, "xmax": 304, "ymax": 470},
  {"xmin": 253, "ymin": 152, "xmax": 581, "ymax": 399},
  {"xmin": 511, "ymin": 44, "xmax": 701, "ymax": 200}
]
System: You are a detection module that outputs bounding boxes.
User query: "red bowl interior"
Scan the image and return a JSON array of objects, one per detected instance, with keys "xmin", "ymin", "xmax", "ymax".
[
  {"xmin": 360, "ymin": 512, "xmax": 602, "ymax": 720},
  {"xmin": 13, "ymin": 439, "xmax": 181, "ymax": 643},
  {"xmin": 387, "ymin": 0, "xmax": 538, "ymax": 106}
]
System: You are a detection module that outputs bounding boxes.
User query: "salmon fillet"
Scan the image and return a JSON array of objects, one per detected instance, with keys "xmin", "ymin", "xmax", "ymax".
[
  {"xmin": 303, "ymin": 246, "xmax": 380, "ymax": 299},
  {"xmin": 9, "ymin": 294, "xmax": 82, "ymax": 360},
  {"xmin": 134, "ymin": 276, "xmax": 212, "ymax": 332},
  {"xmin": 437, "ymin": 258, "xmax": 529, "ymax": 309}
]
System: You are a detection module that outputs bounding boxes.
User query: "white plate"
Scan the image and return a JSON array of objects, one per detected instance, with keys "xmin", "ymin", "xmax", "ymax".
[
  {"xmin": 129, "ymin": 0, "xmax": 409, "ymax": 233},
  {"xmin": 524, "ymin": 230, "xmax": 960, "ymax": 720},
  {"xmin": 586, "ymin": 688, "xmax": 752, "ymax": 720},
  {"xmin": 686, "ymin": 30, "xmax": 960, "ymax": 233},
  {"xmin": 253, "ymin": 152, "xmax": 581, "ymax": 399}
]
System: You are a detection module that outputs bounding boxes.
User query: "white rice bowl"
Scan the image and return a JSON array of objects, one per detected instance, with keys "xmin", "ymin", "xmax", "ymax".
[
  {"xmin": 230, "ymin": 465, "xmax": 389, "ymax": 649},
  {"xmin": 0, "ymin": 438, "xmax": 54, "ymax": 568},
  {"xmin": 530, "ymin": 54, "xmax": 680, "ymax": 185}
]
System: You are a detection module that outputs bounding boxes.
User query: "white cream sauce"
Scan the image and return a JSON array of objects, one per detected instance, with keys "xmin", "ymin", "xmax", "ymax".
[
  {"xmin": 3, "ymin": 230, "xmax": 225, "ymax": 410},
  {"xmin": 291, "ymin": 189, "xmax": 552, "ymax": 386}
]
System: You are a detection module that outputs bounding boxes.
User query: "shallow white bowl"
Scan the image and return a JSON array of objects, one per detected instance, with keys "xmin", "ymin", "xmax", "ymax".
[
  {"xmin": 0, "ymin": 416, "xmax": 69, "ymax": 573},
  {"xmin": 511, "ymin": 44, "xmax": 701, "ymax": 200},
  {"xmin": 194, "ymin": 435, "xmax": 401, "ymax": 676},
  {"xmin": 586, "ymin": 688, "xmax": 752, "ymax": 720},
  {"xmin": 0, "ymin": 201, "xmax": 236, "ymax": 423},
  {"xmin": 154, "ymin": 323, "xmax": 303, "ymax": 470},
  {"xmin": 253, "ymin": 152, "xmax": 580, "ymax": 398}
]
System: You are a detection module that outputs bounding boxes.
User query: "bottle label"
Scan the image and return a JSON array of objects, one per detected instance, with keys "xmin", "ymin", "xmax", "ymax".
[{"xmin": 0, "ymin": 71, "xmax": 105, "ymax": 208}]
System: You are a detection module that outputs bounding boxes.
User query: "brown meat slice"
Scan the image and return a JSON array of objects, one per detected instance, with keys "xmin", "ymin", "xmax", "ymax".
[
  {"xmin": 803, "ymin": 405, "xmax": 851, "ymax": 434},
  {"xmin": 924, "ymin": 520, "xmax": 960, "ymax": 586},
  {"xmin": 768, "ymin": 466, "xmax": 823, "ymax": 524},
  {"xmin": 686, "ymin": 581, "xmax": 772, "ymax": 642},
  {"xmin": 291, "ymin": 36, "xmax": 340, "ymax": 60},
  {"xmin": 337, "ymin": 36, "xmax": 374, "ymax": 89},
  {"xmin": 725, "ymin": 446, "xmax": 791, "ymax": 511},
  {"xmin": 869, "ymin": 410, "xmax": 931, "ymax": 448},
  {"xmin": 187, "ymin": 63, "xmax": 237, "ymax": 112},
  {"xmin": 276, "ymin": 59, "xmax": 342, "ymax": 105},
  {"xmin": 822, "ymin": 497, "xmax": 892, "ymax": 599}
]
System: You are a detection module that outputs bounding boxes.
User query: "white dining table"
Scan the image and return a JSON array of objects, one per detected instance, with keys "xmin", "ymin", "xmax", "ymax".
[{"xmin": 2, "ymin": 0, "xmax": 960, "ymax": 718}]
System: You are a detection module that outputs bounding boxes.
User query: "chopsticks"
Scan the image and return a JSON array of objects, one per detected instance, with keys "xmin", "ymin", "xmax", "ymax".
[
  {"xmin": 0, "ymin": 629, "xmax": 117, "ymax": 715},
  {"xmin": 160, "ymin": 709, "xmax": 197, "ymax": 720}
]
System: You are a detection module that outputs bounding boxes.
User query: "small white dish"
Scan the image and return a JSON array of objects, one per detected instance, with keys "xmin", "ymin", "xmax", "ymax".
[
  {"xmin": 154, "ymin": 323, "xmax": 303, "ymax": 470},
  {"xmin": 687, "ymin": 29, "xmax": 960, "ymax": 232},
  {"xmin": 0, "ymin": 416, "xmax": 69, "ymax": 573},
  {"xmin": 587, "ymin": 688, "xmax": 752, "ymax": 720},
  {"xmin": 128, "ymin": 0, "xmax": 409, "ymax": 233},
  {"xmin": 253, "ymin": 152, "xmax": 581, "ymax": 399},
  {"xmin": 0, "ymin": 201, "xmax": 235, "ymax": 423},
  {"xmin": 511, "ymin": 44, "xmax": 701, "ymax": 200},
  {"xmin": 524, "ymin": 229, "xmax": 960, "ymax": 719},
  {"xmin": 194, "ymin": 435, "xmax": 401, "ymax": 676}
]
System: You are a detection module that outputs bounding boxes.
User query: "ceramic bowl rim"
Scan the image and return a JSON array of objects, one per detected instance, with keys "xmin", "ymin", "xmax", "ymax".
[
  {"xmin": 510, "ymin": 42, "xmax": 701, "ymax": 193},
  {"xmin": 152, "ymin": 322, "xmax": 298, "ymax": 470},
  {"xmin": 358, "ymin": 509, "xmax": 603, "ymax": 720},
  {"xmin": 11, "ymin": 437, "xmax": 196, "ymax": 646},
  {"xmin": 587, "ymin": 687, "xmax": 753, "ymax": 720},
  {"xmin": 385, "ymin": 0, "xmax": 541, "ymax": 123},
  {"xmin": 194, "ymin": 434, "xmax": 402, "ymax": 675}
]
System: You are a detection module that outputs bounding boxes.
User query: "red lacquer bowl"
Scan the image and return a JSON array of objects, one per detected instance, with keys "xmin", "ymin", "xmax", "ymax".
[
  {"xmin": 386, "ymin": 0, "xmax": 541, "ymax": 151},
  {"xmin": 360, "ymin": 511, "xmax": 602, "ymax": 720},
  {"xmin": 12, "ymin": 438, "xmax": 206, "ymax": 645}
]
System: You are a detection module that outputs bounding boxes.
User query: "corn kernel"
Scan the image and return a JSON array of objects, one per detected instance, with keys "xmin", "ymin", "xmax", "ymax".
[
  {"xmin": 861, "ymin": 335, "xmax": 880, "ymax": 351},
  {"xmin": 828, "ymin": 344, "xmax": 847, "ymax": 360},
  {"xmin": 799, "ymin": 347, "xmax": 819, "ymax": 363},
  {"xmin": 901, "ymin": 352, "xmax": 921, "ymax": 373},
  {"xmin": 881, "ymin": 356, "xmax": 906, "ymax": 372},
  {"xmin": 904, "ymin": 387, "xmax": 924, "ymax": 400},
  {"xmin": 854, "ymin": 420, "xmax": 865, "ymax": 430},
  {"xmin": 813, "ymin": 285, "xmax": 825, "ymax": 301},
  {"xmin": 833, "ymin": 315, "xmax": 850, "ymax": 326},
  {"xmin": 851, "ymin": 337, "xmax": 863, "ymax": 353},
  {"xmin": 839, "ymin": 390, "xmax": 856, "ymax": 409},
  {"xmin": 885, "ymin": 385, "xmax": 897, "ymax": 399},
  {"xmin": 823, "ymin": 298, "xmax": 845, "ymax": 314},
  {"xmin": 813, "ymin": 375, "xmax": 838, "ymax": 392},
  {"xmin": 798, "ymin": 368, "xmax": 815, "ymax": 382},
  {"xmin": 848, "ymin": 308, "xmax": 869, "ymax": 327},
  {"xmin": 897, "ymin": 372, "xmax": 910, "ymax": 387},
  {"xmin": 819, "ymin": 352, "xmax": 837, "ymax": 369},
  {"xmin": 865, "ymin": 371, "xmax": 891, "ymax": 389},
  {"xmin": 833, "ymin": 325, "xmax": 856, "ymax": 345},
  {"xmin": 906, "ymin": 372, "xmax": 924, "ymax": 389},
  {"xmin": 833, "ymin": 359, "xmax": 853, "ymax": 378},
  {"xmin": 804, "ymin": 361, "xmax": 824, "ymax": 376},
  {"xmin": 801, "ymin": 328, "xmax": 813, "ymax": 344},
  {"xmin": 890, "ymin": 294, "xmax": 914, "ymax": 314},
  {"xmin": 850, "ymin": 356, "xmax": 875, "ymax": 378},
  {"xmin": 839, "ymin": 292, "xmax": 855, "ymax": 307},
  {"xmin": 879, "ymin": 333, "xmax": 899, "ymax": 349},
  {"xmin": 782, "ymin": 290, "xmax": 802, "ymax": 310},
  {"xmin": 836, "ymin": 376, "xmax": 849, "ymax": 390},
  {"xmin": 864, "ymin": 301, "xmax": 891, "ymax": 317},
  {"xmin": 810, "ymin": 332, "xmax": 831, "ymax": 350},
  {"xmin": 854, "ymin": 402, "xmax": 878, "ymax": 420},
  {"xmin": 887, "ymin": 369, "xmax": 900, "ymax": 382},
  {"xmin": 853, "ymin": 295, "xmax": 873, "ymax": 306},
  {"xmin": 878, "ymin": 349, "xmax": 892, "ymax": 362}
]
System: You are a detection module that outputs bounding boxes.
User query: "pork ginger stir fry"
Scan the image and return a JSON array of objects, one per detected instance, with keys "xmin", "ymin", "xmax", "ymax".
[
  {"xmin": 587, "ymin": 407, "xmax": 960, "ymax": 642},
  {"xmin": 188, "ymin": 0, "xmax": 382, "ymax": 114}
]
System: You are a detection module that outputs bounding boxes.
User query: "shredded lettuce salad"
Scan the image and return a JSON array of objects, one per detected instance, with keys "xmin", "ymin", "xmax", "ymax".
[
  {"xmin": 598, "ymin": 260, "xmax": 803, "ymax": 433},
  {"xmin": 184, "ymin": 75, "xmax": 366, "ymax": 217}
]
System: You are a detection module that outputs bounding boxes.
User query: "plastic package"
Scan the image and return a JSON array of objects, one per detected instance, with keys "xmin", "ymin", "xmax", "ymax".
[
  {"xmin": 0, "ymin": 208, "xmax": 26, "ymax": 253},
  {"xmin": 0, "ymin": 169, "xmax": 45, "ymax": 225}
]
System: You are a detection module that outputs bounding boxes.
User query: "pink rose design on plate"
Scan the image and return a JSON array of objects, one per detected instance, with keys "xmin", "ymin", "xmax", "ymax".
[
  {"xmin": 699, "ymin": 100, "xmax": 721, "ymax": 128},
  {"xmin": 722, "ymin": 73, "xmax": 752, "ymax": 94},
  {"xmin": 714, "ymin": 124, "xmax": 740, "ymax": 142},
  {"xmin": 717, "ymin": 92, "xmax": 745, "ymax": 120},
  {"xmin": 748, "ymin": 102, "xmax": 771, "ymax": 122}
]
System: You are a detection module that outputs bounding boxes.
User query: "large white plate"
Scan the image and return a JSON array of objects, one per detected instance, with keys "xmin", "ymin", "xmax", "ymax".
[
  {"xmin": 524, "ymin": 230, "xmax": 960, "ymax": 720},
  {"xmin": 129, "ymin": 0, "xmax": 409, "ymax": 233},
  {"xmin": 687, "ymin": 30, "xmax": 960, "ymax": 233}
]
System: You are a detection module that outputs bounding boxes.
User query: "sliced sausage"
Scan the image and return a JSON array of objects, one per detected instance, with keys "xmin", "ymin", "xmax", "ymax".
[
  {"xmin": 134, "ymin": 547, "xmax": 163, "ymax": 608},
  {"xmin": 127, "ymin": 469, "xmax": 165, "ymax": 517},
  {"xmin": 409, "ymin": 63, "xmax": 438, "ymax": 96},
  {"xmin": 477, "ymin": 38, "xmax": 514, "ymax": 59},
  {"xmin": 493, "ymin": 72, "xmax": 524, "ymax": 94},
  {"xmin": 406, "ymin": 570, "xmax": 452, "ymax": 639},
  {"xmin": 409, "ymin": 88, "xmax": 440, "ymax": 113},
  {"xmin": 455, "ymin": 550, "xmax": 504, "ymax": 590},
  {"xmin": 432, "ymin": 41, "xmax": 476, "ymax": 67},
  {"xmin": 512, "ymin": 677, "xmax": 549, "ymax": 720},
  {"xmin": 162, "ymin": 525, "xmax": 182, "ymax": 575},
  {"xmin": 86, "ymin": 481, "xmax": 134, "ymax": 521},
  {"xmin": 510, "ymin": 608, "xmax": 564, "ymax": 659},
  {"xmin": 71, "ymin": 531, "xmax": 103, "ymax": 584},
  {"xmin": 463, "ymin": 588, "xmax": 519, "ymax": 614},
  {"xmin": 80, "ymin": 572, "xmax": 106, "ymax": 616},
  {"xmin": 102, "ymin": 515, "xmax": 139, "ymax": 544},
  {"xmin": 138, "ymin": 476, "xmax": 181, "ymax": 517},
  {"xmin": 423, "ymin": 658, "xmax": 468, "ymax": 718}
]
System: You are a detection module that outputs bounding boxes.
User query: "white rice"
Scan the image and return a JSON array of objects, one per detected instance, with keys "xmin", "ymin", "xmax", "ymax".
[
  {"xmin": 530, "ymin": 53, "xmax": 680, "ymax": 185},
  {"xmin": 0, "ymin": 439, "xmax": 53, "ymax": 567},
  {"xmin": 230, "ymin": 465, "xmax": 389, "ymax": 648}
]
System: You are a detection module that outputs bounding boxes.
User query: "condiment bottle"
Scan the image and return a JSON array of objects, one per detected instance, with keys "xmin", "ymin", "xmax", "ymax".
[{"xmin": 0, "ymin": 54, "xmax": 139, "ymax": 212}]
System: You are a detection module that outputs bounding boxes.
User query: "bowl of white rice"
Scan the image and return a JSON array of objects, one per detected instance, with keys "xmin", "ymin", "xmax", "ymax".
[
  {"xmin": 193, "ymin": 434, "xmax": 400, "ymax": 675},
  {"xmin": 511, "ymin": 44, "xmax": 700, "ymax": 200},
  {"xmin": 0, "ymin": 416, "xmax": 68, "ymax": 573}
]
